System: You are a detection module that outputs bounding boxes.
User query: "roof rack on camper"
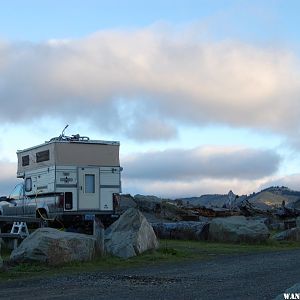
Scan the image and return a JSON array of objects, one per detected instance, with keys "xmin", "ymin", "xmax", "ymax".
[{"xmin": 47, "ymin": 125, "xmax": 90, "ymax": 142}]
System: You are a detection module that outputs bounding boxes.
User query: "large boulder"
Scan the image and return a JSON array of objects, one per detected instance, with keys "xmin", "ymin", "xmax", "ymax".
[
  {"xmin": 10, "ymin": 228, "xmax": 96, "ymax": 265},
  {"xmin": 152, "ymin": 222, "xmax": 209, "ymax": 240},
  {"xmin": 105, "ymin": 208, "xmax": 159, "ymax": 259},
  {"xmin": 208, "ymin": 216, "xmax": 270, "ymax": 243},
  {"xmin": 272, "ymin": 227, "xmax": 300, "ymax": 241},
  {"xmin": 274, "ymin": 283, "xmax": 300, "ymax": 300}
]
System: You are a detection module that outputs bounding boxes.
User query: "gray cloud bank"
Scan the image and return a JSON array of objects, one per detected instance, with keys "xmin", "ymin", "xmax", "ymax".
[
  {"xmin": 123, "ymin": 147, "xmax": 280, "ymax": 181},
  {"xmin": 1, "ymin": 26, "xmax": 300, "ymax": 142}
]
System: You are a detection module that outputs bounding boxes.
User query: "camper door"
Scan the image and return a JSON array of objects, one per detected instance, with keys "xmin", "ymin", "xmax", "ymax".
[{"xmin": 78, "ymin": 168, "xmax": 100, "ymax": 210}]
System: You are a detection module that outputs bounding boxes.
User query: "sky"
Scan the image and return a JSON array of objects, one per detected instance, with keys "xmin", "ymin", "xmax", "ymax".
[{"xmin": 1, "ymin": 0, "xmax": 300, "ymax": 198}]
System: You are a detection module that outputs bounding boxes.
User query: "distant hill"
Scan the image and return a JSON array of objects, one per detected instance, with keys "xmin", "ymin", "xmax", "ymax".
[
  {"xmin": 176, "ymin": 191, "xmax": 247, "ymax": 208},
  {"xmin": 174, "ymin": 186, "xmax": 300, "ymax": 209},
  {"xmin": 246, "ymin": 186, "xmax": 300, "ymax": 209}
]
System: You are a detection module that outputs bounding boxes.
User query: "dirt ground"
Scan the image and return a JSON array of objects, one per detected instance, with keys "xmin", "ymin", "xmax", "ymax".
[{"xmin": 0, "ymin": 249, "xmax": 300, "ymax": 300}]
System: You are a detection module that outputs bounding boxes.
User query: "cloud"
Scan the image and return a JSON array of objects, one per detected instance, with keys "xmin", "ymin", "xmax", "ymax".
[
  {"xmin": 0, "ymin": 26, "xmax": 300, "ymax": 142},
  {"xmin": 0, "ymin": 161, "xmax": 16, "ymax": 181},
  {"xmin": 261, "ymin": 173, "xmax": 300, "ymax": 192},
  {"xmin": 126, "ymin": 117, "xmax": 177, "ymax": 141},
  {"xmin": 121, "ymin": 146, "xmax": 281, "ymax": 197},
  {"xmin": 123, "ymin": 146, "xmax": 280, "ymax": 181}
]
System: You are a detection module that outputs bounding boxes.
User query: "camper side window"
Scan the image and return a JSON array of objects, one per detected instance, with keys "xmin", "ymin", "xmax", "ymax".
[
  {"xmin": 22, "ymin": 155, "xmax": 29, "ymax": 166},
  {"xmin": 36, "ymin": 150, "xmax": 50, "ymax": 163},
  {"xmin": 25, "ymin": 178, "xmax": 32, "ymax": 192}
]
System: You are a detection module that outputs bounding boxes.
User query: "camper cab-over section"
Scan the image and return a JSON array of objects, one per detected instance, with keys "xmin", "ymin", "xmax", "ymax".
[{"xmin": 16, "ymin": 136, "xmax": 121, "ymax": 221}]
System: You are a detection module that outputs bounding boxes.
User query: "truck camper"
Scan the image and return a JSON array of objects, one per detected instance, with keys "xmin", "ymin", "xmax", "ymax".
[{"xmin": 0, "ymin": 130, "xmax": 122, "ymax": 228}]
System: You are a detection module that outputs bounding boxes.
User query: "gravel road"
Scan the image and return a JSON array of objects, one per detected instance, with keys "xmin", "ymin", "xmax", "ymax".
[{"xmin": 1, "ymin": 249, "xmax": 300, "ymax": 300}]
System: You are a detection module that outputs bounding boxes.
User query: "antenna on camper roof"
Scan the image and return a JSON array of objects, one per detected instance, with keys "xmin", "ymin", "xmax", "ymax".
[{"xmin": 61, "ymin": 124, "xmax": 69, "ymax": 138}]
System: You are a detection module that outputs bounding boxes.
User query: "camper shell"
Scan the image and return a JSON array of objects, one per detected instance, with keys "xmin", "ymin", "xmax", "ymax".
[{"xmin": 14, "ymin": 135, "xmax": 122, "ymax": 224}]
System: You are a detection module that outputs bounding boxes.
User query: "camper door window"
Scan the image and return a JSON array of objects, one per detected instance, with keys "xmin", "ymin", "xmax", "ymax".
[{"xmin": 85, "ymin": 174, "xmax": 95, "ymax": 193}]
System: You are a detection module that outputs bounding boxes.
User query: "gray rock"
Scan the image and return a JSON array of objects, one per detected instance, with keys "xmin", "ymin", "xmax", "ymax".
[
  {"xmin": 105, "ymin": 208, "xmax": 159, "ymax": 259},
  {"xmin": 268, "ymin": 222, "xmax": 285, "ymax": 231},
  {"xmin": 296, "ymin": 216, "xmax": 300, "ymax": 228},
  {"xmin": 272, "ymin": 227, "xmax": 300, "ymax": 241},
  {"xmin": 159, "ymin": 202, "xmax": 196, "ymax": 222},
  {"xmin": 120, "ymin": 194, "xmax": 137, "ymax": 212},
  {"xmin": 10, "ymin": 227, "xmax": 96, "ymax": 265},
  {"xmin": 274, "ymin": 283, "xmax": 300, "ymax": 300},
  {"xmin": 152, "ymin": 222, "xmax": 209, "ymax": 240},
  {"xmin": 208, "ymin": 216, "xmax": 270, "ymax": 243},
  {"xmin": 134, "ymin": 194, "xmax": 163, "ymax": 212},
  {"xmin": 266, "ymin": 216, "xmax": 285, "ymax": 231}
]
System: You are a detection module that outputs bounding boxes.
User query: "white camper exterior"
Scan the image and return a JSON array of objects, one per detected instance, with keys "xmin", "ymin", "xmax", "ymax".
[{"xmin": 14, "ymin": 135, "xmax": 121, "ymax": 223}]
